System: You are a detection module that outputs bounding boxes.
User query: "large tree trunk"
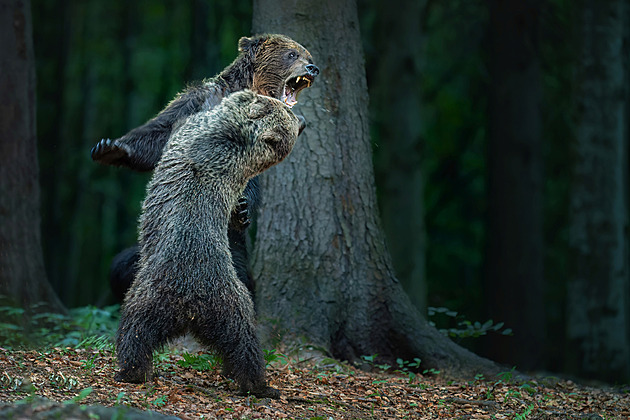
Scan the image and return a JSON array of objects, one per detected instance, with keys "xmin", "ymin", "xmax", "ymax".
[
  {"xmin": 252, "ymin": 0, "xmax": 500, "ymax": 378},
  {"xmin": 482, "ymin": 0, "xmax": 545, "ymax": 370},
  {"xmin": 566, "ymin": 0, "xmax": 630, "ymax": 383},
  {"xmin": 0, "ymin": 0, "xmax": 65, "ymax": 313}
]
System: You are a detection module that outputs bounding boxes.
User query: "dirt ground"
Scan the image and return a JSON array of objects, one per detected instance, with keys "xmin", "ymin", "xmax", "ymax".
[{"xmin": 1, "ymin": 347, "xmax": 628, "ymax": 419}]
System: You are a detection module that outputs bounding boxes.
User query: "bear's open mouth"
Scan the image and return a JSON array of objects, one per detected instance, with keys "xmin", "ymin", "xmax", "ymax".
[{"xmin": 282, "ymin": 74, "xmax": 314, "ymax": 108}]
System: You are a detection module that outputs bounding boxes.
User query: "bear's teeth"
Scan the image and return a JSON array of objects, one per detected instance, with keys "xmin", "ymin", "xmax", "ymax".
[
  {"xmin": 282, "ymin": 85, "xmax": 297, "ymax": 108},
  {"xmin": 284, "ymin": 96, "xmax": 297, "ymax": 108},
  {"xmin": 296, "ymin": 76, "xmax": 312, "ymax": 88},
  {"xmin": 283, "ymin": 92, "xmax": 297, "ymax": 108}
]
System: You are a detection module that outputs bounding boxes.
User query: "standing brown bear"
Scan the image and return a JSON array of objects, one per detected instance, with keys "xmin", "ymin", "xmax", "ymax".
[
  {"xmin": 115, "ymin": 90, "xmax": 301, "ymax": 398},
  {"xmin": 92, "ymin": 34, "xmax": 318, "ymax": 299}
]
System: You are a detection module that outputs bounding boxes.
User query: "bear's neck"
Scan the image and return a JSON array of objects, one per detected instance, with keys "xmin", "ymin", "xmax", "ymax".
[{"xmin": 218, "ymin": 56, "xmax": 254, "ymax": 93}]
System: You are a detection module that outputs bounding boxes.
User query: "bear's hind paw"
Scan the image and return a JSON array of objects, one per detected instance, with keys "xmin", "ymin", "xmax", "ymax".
[
  {"xmin": 240, "ymin": 385, "xmax": 281, "ymax": 399},
  {"xmin": 114, "ymin": 369, "xmax": 152, "ymax": 384}
]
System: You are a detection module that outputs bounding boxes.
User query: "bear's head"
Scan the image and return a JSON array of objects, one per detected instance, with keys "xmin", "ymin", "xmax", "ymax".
[
  {"xmin": 244, "ymin": 91, "xmax": 301, "ymax": 175},
  {"xmin": 239, "ymin": 34, "xmax": 319, "ymax": 108},
  {"xmin": 183, "ymin": 91, "xmax": 300, "ymax": 186}
]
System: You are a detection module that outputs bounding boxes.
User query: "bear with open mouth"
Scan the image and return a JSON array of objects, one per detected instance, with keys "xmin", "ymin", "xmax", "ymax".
[{"xmin": 91, "ymin": 34, "xmax": 318, "ymax": 301}]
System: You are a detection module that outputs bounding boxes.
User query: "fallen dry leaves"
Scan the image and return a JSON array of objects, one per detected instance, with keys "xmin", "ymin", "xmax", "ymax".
[{"xmin": 0, "ymin": 348, "xmax": 628, "ymax": 419}]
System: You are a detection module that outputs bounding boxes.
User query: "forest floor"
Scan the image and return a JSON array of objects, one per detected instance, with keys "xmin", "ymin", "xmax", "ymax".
[{"xmin": 0, "ymin": 347, "xmax": 628, "ymax": 419}]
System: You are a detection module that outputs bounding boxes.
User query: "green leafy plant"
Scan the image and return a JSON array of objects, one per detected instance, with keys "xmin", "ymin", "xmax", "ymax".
[
  {"xmin": 263, "ymin": 349, "xmax": 288, "ymax": 367},
  {"xmin": 80, "ymin": 355, "xmax": 98, "ymax": 370},
  {"xmin": 360, "ymin": 354, "xmax": 392, "ymax": 371},
  {"xmin": 49, "ymin": 372, "xmax": 79, "ymax": 390},
  {"xmin": 177, "ymin": 352, "xmax": 221, "ymax": 371},
  {"xmin": 0, "ymin": 305, "xmax": 25, "ymax": 346},
  {"xmin": 15, "ymin": 388, "xmax": 37, "ymax": 405},
  {"xmin": 153, "ymin": 350, "xmax": 174, "ymax": 372},
  {"xmin": 0, "ymin": 296, "xmax": 119, "ymax": 349},
  {"xmin": 497, "ymin": 366, "xmax": 516, "ymax": 383},
  {"xmin": 152, "ymin": 394, "xmax": 167, "ymax": 407},
  {"xmin": 428, "ymin": 306, "xmax": 513, "ymax": 339},
  {"xmin": 514, "ymin": 403, "xmax": 535, "ymax": 419},
  {"xmin": 64, "ymin": 387, "xmax": 93, "ymax": 405},
  {"xmin": 485, "ymin": 366, "xmax": 519, "ymax": 400},
  {"xmin": 77, "ymin": 335, "xmax": 113, "ymax": 351},
  {"xmin": 114, "ymin": 391, "xmax": 127, "ymax": 406},
  {"xmin": 422, "ymin": 368, "xmax": 441, "ymax": 376},
  {"xmin": 395, "ymin": 358, "xmax": 422, "ymax": 383}
]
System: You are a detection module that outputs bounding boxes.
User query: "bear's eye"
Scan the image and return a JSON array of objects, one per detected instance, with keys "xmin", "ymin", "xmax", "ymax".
[{"xmin": 287, "ymin": 51, "xmax": 298, "ymax": 60}]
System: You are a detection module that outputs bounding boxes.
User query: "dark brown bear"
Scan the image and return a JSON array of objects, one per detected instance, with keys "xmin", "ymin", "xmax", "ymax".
[
  {"xmin": 92, "ymin": 34, "xmax": 318, "ymax": 299},
  {"xmin": 115, "ymin": 90, "xmax": 301, "ymax": 398}
]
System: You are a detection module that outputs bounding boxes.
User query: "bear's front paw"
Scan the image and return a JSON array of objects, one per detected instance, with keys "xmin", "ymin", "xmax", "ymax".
[
  {"xmin": 91, "ymin": 138, "xmax": 130, "ymax": 165},
  {"xmin": 296, "ymin": 114, "xmax": 306, "ymax": 136},
  {"xmin": 233, "ymin": 196, "xmax": 251, "ymax": 229}
]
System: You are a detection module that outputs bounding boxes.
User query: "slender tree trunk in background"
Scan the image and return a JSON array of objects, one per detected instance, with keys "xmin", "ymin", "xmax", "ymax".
[
  {"xmin": 567, "ymin": 0, "xmax": 630, "ymax": 383},
  {"xmin": 483, "ymin": 0, "xmax": 545, "ymax": 370},
  {"xmin": 252, "ymin": 0, "xmax": 500, "ymax": 378},
  {"xmin": 33, "ymin": 1, "xmax": 252, "ymax": 307},
  {"xmin": 368, "ymin": 0, "xmax": 426, "ymax": 312},
  {"xmin": 34, "ymin": 0, "xmax": 70, "ymax": 304},
  {"xmin": 0, "ymin": 0, "xmax": 65, "ymax": 313}
]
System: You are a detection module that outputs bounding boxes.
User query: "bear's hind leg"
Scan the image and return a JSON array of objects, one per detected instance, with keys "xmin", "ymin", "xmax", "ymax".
[
  {"xmin": 193, "ymin": 296, "xmax": 279, "ymax": 398},
  {"xmin": 115, "ymin": 300, "xmax": 181, "ymax": 383}
]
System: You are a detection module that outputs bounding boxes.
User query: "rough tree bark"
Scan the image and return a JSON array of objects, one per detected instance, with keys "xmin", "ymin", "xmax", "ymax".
[
  {"xmin": 0, "ymin": 0, "xmax": 65, "ymax": 313},
  {"xmin": 483, "ymin": 0, "xmax": 545, "ymax": 370},
  {"xmin": 567, "ymin": 0, "xmax": 630, "ymax": 383},
  {"xmin": 252, "ymin": 0, "xmax": 500, "ymax": 378}
]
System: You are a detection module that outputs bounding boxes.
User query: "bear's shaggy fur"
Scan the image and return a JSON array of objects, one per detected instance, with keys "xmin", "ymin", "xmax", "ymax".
[
  {"xmin": 115, "ymin": 90, "xmax": 300, "ymax": 398},
  {"xmin": 94, "ymin": 34, "xmax": 318, "ymax": 300}
]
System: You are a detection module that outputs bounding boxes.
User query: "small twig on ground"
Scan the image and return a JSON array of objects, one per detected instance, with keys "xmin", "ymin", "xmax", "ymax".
[{"xmin": 446, "ymin": 397, "xmax": 499, "ymax": 407}]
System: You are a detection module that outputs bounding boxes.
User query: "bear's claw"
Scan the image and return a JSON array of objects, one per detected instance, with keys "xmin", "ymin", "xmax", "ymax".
[
  {"xmin": 91, "ymin": 138, "xmax": 130, "ymax": 164},
  {"xmin": 296, "ymin": 115, "xmax": 306, "ymax": 136},
  {"xmin": 234, "ymin": 196, "xmax": 251, "ymax": 229}
]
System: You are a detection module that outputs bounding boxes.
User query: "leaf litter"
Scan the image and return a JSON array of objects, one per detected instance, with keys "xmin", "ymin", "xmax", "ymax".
[{"xmin": 0, "ymin": 348, "xmax": 628, "ymax": 419}]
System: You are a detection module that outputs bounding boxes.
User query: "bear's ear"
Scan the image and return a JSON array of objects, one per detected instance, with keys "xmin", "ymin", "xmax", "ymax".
[
  {"xmin": 238, "ymin": 34, "xmax": 268, "ymax": 55},
  {"xmin": 260, "ymin": 133, "xmax": 280, "ymax": 147}
]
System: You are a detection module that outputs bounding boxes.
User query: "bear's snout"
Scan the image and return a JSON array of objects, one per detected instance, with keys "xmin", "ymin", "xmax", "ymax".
[{"xmin": 306, "ymin": 64, "xmax": 320, "ymax": 77}]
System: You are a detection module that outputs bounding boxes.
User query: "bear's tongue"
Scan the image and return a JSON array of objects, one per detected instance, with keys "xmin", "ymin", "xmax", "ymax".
[{"xmin": 282, "ymin": 86, "xmax": 298, "ymax": 108}]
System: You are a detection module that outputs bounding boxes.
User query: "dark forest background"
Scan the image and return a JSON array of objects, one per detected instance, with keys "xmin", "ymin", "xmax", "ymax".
[{"xmin": 29, "ymin": 0, "xmax": 629, "ymax": 384}]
